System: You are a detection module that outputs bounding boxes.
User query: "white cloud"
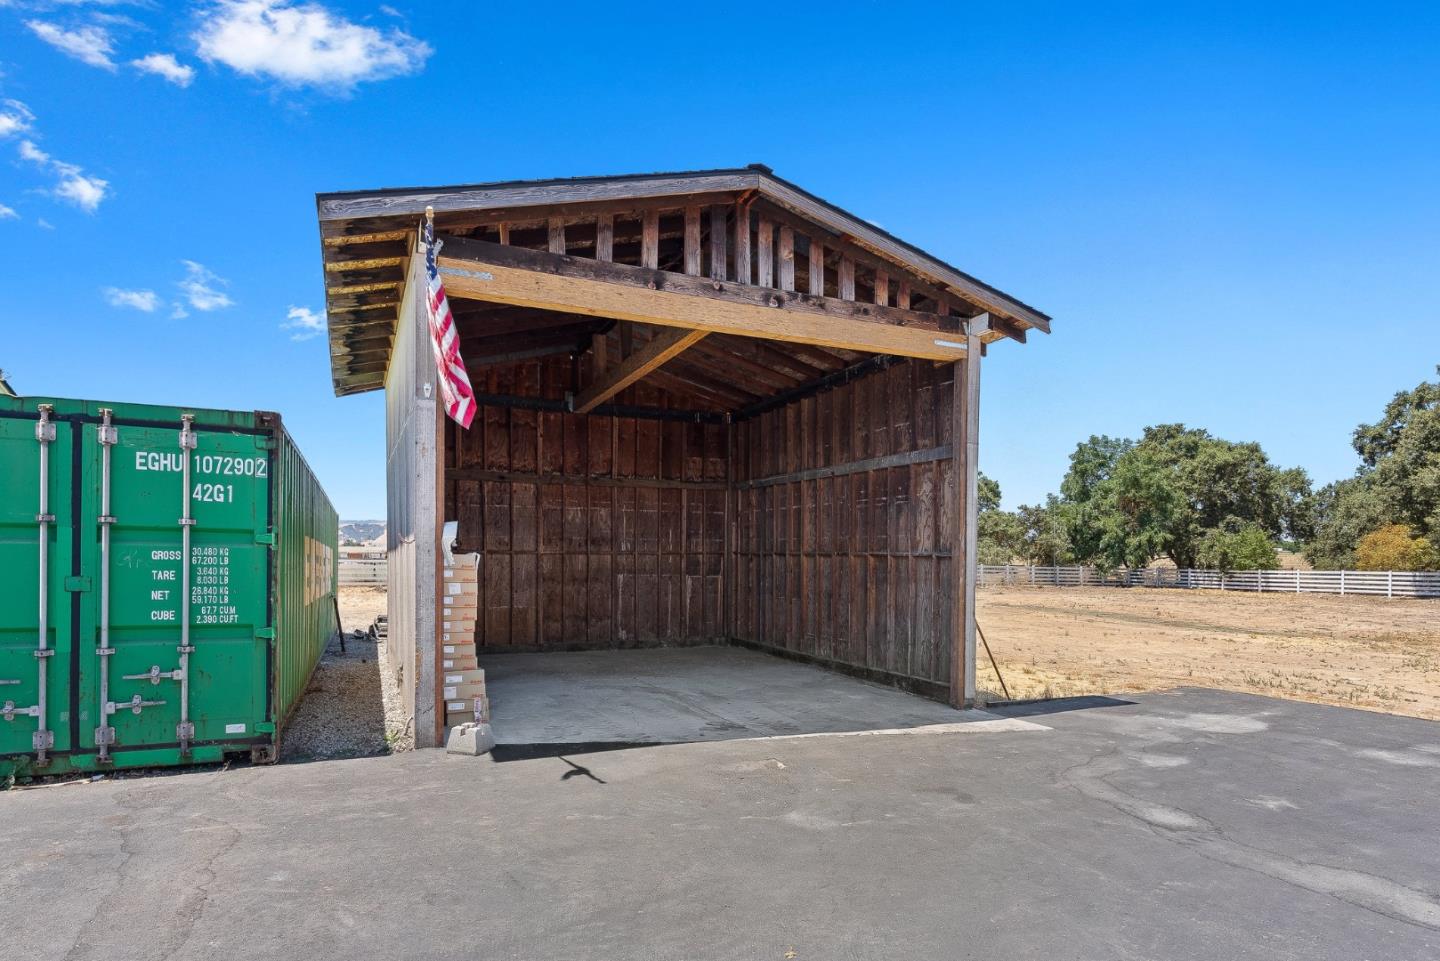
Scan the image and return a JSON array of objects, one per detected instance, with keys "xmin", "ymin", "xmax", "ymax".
[
  {"xmin": 170, "ymin": 302, "xmax": 189, "ymax": 319},
  {"xmin": 18, "ymin": 138, "xmax": 50, "ymax": 164},
  {"xmin": 177, "ymin": 260, "xmax": 234, "ymax": 310},
  {"xmin": 281, "ymin": 304, "xmax": 324, "ymax": 340},
  {"xmin": 0, "ymin": 203, "xmax": 18, "ymax": 220},
  {"xmin": 132, "ymin": 52, "xmax": 195, "ymax": 86},
  {"xmin": 103, "ymin": 286, "xmax": 159, "ymax": 311},
  {"xmin": 36, "ymin": 217, "xmax": 55, "ymax": 230},
  {"xmin": 0, "ymin": 99, "xmax": 35, "ymax": 139},
  {"xmin": 25, "ymin": 20, "xmax": 117, "ymax": 70},
  {"xmin": 193, "ymin": 1, "xmax": 430, "ymax": 91},
  {"xmin": 16, "ymin": 138, "xmax": 110, "ymax": 212},
  {"xmin": 53, "ymin": 169, "xmax": 109, "ymax": 211}
]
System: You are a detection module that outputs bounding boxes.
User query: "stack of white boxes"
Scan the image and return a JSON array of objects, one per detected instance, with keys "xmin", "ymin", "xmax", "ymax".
[{"xmin": 441, "ymin": 553, "xmax": 489, "ymax": 730}]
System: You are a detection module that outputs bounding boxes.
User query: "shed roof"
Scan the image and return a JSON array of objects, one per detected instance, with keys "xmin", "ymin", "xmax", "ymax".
[{"xmin": 316, "ymin": 165, "xmax": 1051, "ymax": 396}]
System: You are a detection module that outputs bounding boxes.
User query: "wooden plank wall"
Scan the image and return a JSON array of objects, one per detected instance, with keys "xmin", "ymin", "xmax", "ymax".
[
  {"xmin": 443, "ymin": 355, "xmax": 727, "ymax": 651},
  {"xmin": 732, "ymin": 358, "xmax": 957, "ymax": 694}
]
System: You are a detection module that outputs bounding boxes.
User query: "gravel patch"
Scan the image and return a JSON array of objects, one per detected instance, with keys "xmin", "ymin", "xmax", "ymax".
[{"xmin": 281, "ymin": 587, "xmax": 413, "ymax": 761}]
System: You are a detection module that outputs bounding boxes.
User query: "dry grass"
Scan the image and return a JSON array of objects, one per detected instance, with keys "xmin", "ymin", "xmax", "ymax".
[{"xmin": 976, "ymin": 586, "xmax": 1440, "ymax": 719}]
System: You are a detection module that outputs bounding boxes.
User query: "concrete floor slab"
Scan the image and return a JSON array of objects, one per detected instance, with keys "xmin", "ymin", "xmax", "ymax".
[{"xmin": 481, "ymin": 645, "xmax": 990, "ymax": 745}]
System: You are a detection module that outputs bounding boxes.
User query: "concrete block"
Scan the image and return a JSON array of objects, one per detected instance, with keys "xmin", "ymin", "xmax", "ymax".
[{"xmin": 446, "ymin": 722, "xmax": 495, "ymax": 756}]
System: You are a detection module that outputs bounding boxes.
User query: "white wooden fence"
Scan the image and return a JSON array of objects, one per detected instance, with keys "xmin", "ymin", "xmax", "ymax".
[
  {"xmin": 338, "ymin": 556, "xmax": 387, "ymax": 585},
  {"xmin": 979, "ymin": 564, "xmax": 1440, "ymax": 599}
]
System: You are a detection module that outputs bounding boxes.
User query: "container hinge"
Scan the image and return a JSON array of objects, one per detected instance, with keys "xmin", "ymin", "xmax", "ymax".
[
  {"xmin": 2, "ymin": 700, "xmax": 41, "ymax": 721},
  {"xmin": 64, "ymin": 576, "xmax": 92, "ymax": 593},
  {"xmin": 254, "ymin": 532, "xmax": 276, "ymax": 546},
  {"xmin": 109, "ymin": 695, "xmax": 166, "ymax": 716},
  {"xmin": 255, "ymin": 627, "xmax": 276, "ymax": 640},
  {"xmin": 123, "ymin": 665, "xmax": 183, "ymax": 685}
]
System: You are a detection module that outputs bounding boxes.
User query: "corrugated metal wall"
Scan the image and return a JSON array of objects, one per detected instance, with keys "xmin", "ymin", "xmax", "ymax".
[
  {"xmin": 732, "ymin": 359, "xmax": 958, "ymax": 697},
  {"xmin": 271, "ymin": 416, "xmax": 339, "ymax": 729},
  {"xmin": 385, "ymin": 254, "xmax": 441, "ymax": 746}
]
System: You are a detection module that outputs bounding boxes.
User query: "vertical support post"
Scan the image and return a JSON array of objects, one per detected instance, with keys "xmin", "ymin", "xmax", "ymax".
[
  {"xmin": 708, "ymin": 205, "xmax": 728, "ymax": 281},
  {"xmin": 684, "ymin": 206, "xmax": 702, "ymax": 276},
  {"xmin": 433, "ymin": 394, "xmax": 446, "ymax": 746},
  {"xmin": 595, "ymin": 214, "xmax": 613, "ymax": 263},
  {"xmin": 33, "ymin": 404, "xmax": 56, "ymax": 765},
  {"xmin": 641, "ymin": 210, "xmax": 659, "ymax": 270},
  {"xmin": 808, "ymin": 238, "xmax": 824, "ymax": 295},
  {"xmin": 950, "ymin": 314, "xmax": 985, "ymax": 708},
  {"xmin": 176, "ymin": 414, "xmax": 197, "ymax": 754},
  {"xmin": 411, "ymin": 250, "xmax": 442, "ymax": 747},
  {"xmin": 732, "ymin": 203, "xmax": 751, "ymax": 284},
  {"xmin": 724, "ymin": 420, "xmax": 734, "ymax": 640},
  {"xmin": 95, "ymin": 409, "xmax": 118, "ymax": 761}
]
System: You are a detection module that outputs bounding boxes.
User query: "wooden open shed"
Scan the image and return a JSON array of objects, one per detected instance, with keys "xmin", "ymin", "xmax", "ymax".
[{"xmin": 316, "ymin": 166, "xmax": 1050, "ymax": 747}]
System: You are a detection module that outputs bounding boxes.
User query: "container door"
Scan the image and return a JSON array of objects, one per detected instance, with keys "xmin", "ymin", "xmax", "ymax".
[
  {"xmin": 0, "ymin": 408, "xmax": 76, "ymax": 767},
  {"xmin": 96, "ymin": 417, "xmax": 271, "ymax": 754}
]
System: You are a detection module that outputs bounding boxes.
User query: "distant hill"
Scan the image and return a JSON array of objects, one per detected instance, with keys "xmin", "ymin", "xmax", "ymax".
[{"xmin": 340, "ymin": 520, "xmax": 386, "ymax": 546}]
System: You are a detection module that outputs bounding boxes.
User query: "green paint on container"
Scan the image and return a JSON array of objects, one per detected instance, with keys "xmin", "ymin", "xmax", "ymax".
[{"xmin": 1, "ymin": 396, "xmax": 337, "ymax": 779}]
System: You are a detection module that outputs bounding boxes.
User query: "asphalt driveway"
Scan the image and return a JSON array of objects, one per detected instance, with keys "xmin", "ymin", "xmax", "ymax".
[{"xmin": 3, "ymin": 688, "xmax": 1438, "ymax": 960}]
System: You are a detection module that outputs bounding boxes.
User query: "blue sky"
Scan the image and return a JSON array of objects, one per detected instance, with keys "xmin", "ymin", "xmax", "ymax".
[{"xmin": 2, "ymin": 1, "xmax": 1437, "ymax": 519}]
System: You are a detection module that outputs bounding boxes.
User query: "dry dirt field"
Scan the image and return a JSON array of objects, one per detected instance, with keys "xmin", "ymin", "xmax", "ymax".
[{"xmin": 977, "ymin": 586, "xmax": 1440, "ymax": 720}]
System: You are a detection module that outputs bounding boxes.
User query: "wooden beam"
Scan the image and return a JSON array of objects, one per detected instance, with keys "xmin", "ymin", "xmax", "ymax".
[
  {"xmin": 756, "ymin": 215, "xmax": 773, "ymax": 288},
  {"xmin": 778, "ymin": 226, "xmax": 795, "ymax": 292},
  {"xmin": 709, "ymin": 205, "xmax": 728, "ymax": 280},
  {"xmin": 572, "ymin": 326, "xmax": 708, "ymax": 413},
  {"xmin": 590, "ymin": 332, "xmax": 608, "ymax": 374},
  {"xmin": 733, "ymin": 203, "xmax": 751, "ymax": 284},
  {"xmin": 595, "ymin": 213, "xmax": 613, "ymax": 262},
  {"xmin": 548, "ymin": 218, "xmax": 565, "ymax": 254},
  {"xmin": 433, "ymin": 237, "xmax": 969, "ymax": 361},
  {"xmin": 839, "ymin": 256, "xmax": 855, "ymax": 301},
  {"xmin": 684, "ymin": 207, "xmax": 702, "ymax": 276},
  {"xmin": 808, "ymin": 238, "xmax": 824, "ymax": 295},
  {"xmin": 950, "ymin": 313, "xmax": 985, "ymax": 708},
  {"xmin": 641, "ymin": 210, "xmax": 659, "ymax": 269}
]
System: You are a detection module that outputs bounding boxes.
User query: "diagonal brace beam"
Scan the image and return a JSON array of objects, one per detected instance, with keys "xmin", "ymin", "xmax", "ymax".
[{"xmin": 572, "ymin": 327, "xmax": 708, "ymax": 413}]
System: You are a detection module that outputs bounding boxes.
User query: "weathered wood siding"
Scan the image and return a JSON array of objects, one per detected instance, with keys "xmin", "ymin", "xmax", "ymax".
[
  {"xmin": 731, "ymin": 359, "xmax": 956, "ymax": 696},
  {"xmin": 443, "ymin": 356, "xmax": 727, "ymax": 651},
  {"xmin": 386, "ymin": 254, "xmax": 441, "ymax": 746}
]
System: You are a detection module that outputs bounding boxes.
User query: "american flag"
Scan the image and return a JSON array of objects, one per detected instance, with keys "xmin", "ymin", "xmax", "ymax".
[{"xmin": 423, "ymin": 217, "xmax": 476, "ymax": 429}]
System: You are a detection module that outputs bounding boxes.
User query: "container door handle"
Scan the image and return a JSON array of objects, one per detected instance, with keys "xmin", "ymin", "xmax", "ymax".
[{"xmin": 107, "ymin": 694, "xmax": 167, "ymax": 716}]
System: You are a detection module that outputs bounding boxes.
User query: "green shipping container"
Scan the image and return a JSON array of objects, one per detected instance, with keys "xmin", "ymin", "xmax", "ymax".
[{"xmin": 0, "ymin": 396, "xmax": 337, "ymax": 780}]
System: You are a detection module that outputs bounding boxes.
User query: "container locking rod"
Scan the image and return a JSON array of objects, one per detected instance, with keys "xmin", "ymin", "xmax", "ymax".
[
  {"xmin": 96, "ymin": 408, "xmax": 118, "ymax": 761},
  {"xmin": 176, "ymin": 415, "xmax": 197, "ymax": 753},
  {"xmin": 33, "ymin": 404, "xmax": 56, "ymax": 764}
]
